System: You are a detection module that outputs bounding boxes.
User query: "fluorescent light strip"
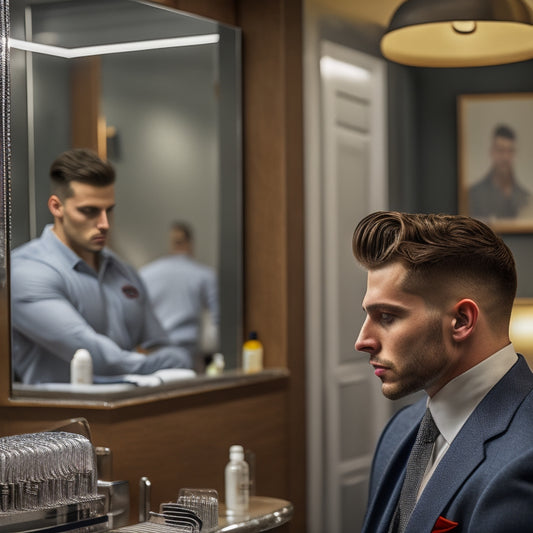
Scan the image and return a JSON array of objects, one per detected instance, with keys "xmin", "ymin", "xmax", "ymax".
[
  {"xmin": 320, "ymin": 56, "xmax": 371, "ymax": 82},
  {"xmin": 9, "ymin": 34, "xmax": 219, "ymax": 58}
]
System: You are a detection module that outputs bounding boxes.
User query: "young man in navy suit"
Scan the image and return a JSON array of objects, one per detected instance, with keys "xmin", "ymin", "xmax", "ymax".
[{"xmin": 353, "ymin": 211, "xmax": 533, "ymax": 533}]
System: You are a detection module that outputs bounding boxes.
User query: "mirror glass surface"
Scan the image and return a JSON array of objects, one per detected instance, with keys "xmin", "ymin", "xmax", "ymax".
[{"xmin": 7, "ymin": 0, "xmax": 242, "ymax": 398}]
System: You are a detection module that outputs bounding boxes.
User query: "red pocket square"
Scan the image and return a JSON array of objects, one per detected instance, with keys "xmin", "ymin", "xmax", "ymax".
[{"xmin": 432, "ymin": 515, "xmax": 459, "ymax": 532}]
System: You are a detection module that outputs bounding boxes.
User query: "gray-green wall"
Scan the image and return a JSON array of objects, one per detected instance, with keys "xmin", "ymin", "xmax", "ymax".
[{"xmin": 389, "ymin": 59, "xmax": 533, "ymax": 296}]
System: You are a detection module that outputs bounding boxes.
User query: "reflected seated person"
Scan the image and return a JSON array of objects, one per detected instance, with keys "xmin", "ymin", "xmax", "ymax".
[
  {"xmin": 140, "ymin": 221, "xmax": 219, "ymax": 368},
  {"xmin": 11, "ymin": 148, "xmax": 193, "ymax": 384}
]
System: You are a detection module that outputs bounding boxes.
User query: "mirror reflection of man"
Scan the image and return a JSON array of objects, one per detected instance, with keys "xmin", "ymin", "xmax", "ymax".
[
  {"xmin": 468, "ymin": 124, "xmax": 531, "ymax": 219},
  {"xmin": 11, "ymin": 148, "xmax": 192, "ymax": 384},
  {"xmin": 140, "ymin": 221, "xmax": 219, "ymax": 367}
]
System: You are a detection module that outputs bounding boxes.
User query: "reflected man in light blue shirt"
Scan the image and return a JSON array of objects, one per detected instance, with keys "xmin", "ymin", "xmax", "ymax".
[
  {"xmin": 140, "ymin": 221, "xmax": 219, "ymax": 365},
  {"xmin": 11, "ymin": 149, "xmax": 192, "ymax": 384}
]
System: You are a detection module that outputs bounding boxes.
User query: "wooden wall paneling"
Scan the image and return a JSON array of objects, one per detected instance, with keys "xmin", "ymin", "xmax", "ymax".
[
  {"xmin": 280, "ymin": 4, "xmax": 307, "ymax": 533},
  {"xmin": 70, "ymin": 57, "xmax": 102, "ymax": 155},
  {"xmin": 0, "ymin": 378, "xmax": 289, "ymax": 525},
  {"xmin": 238, "ymin": 1, "xmax": 307, "ymax": 531},
  {"xmin": 101, "ymin": 384, "xmax": 290, "ymax": 523},
  {"xmin": 239, "ymin": 0, "xmax": 289, "ymax": 367}
]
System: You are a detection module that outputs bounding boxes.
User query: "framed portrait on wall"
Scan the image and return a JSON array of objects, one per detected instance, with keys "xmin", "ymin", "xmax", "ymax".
[{"xmin": 458, "ymin": 92, "xmax": 533, "ymax": 233}]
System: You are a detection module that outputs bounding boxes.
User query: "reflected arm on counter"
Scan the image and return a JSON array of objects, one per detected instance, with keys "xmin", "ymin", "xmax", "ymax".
[{"xmin": 11, "ymin": 226, "xmax": 192, "ymax": 385}]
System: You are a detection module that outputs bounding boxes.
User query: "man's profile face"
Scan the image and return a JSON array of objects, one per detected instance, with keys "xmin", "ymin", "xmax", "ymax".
[
  {"xmin": 490, "ymin": 136, "xmax": 515, "ymax": 177},
  {"xmin": 52, "ymin": 181, "xmax": 115, "ymax": 260},
  {"xmin": 354, "ymin": 262, "xmax": 459, "ymax": 399}
]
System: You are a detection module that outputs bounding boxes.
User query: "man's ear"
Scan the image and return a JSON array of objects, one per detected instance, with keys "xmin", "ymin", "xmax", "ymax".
[
  {"xmin": 48, "ymin": 195, "xmax": 63, "ymax": 218},
  {"xmin": 451, "ymin": 299, "xmax": 479, "ymax": 341}
]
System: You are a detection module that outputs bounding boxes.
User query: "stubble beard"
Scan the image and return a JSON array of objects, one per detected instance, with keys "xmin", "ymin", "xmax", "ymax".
[{"xmin": 381, "ymin": 320, "xmax": 446, "ymax": 401}]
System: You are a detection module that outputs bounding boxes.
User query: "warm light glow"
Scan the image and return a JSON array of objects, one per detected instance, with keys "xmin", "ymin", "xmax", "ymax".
[
  {"xmin": 320, "ymin": 56, "xmax": 371, "ymax": 82},
  {"xmin": 510, "ymin": 299, "xmax": 533, "ymax": 370},
  {"xmin": 9, "ymin": 34, "xmax": 220, "ymax": 58}
]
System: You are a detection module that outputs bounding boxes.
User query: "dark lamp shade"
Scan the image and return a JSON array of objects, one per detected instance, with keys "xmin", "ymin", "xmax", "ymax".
[{"xmin": 381, "ymin": 0, "xmax": 533, "ymax": 67}]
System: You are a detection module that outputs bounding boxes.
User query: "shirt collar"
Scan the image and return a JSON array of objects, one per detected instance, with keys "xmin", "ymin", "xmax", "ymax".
[
  {"xmin": 428, "ymin": 344, "xmax": 518, "ymax": 445},
  {"xmin": 42, "ymin": 224, "xmax": 112, "ymax": 274}
]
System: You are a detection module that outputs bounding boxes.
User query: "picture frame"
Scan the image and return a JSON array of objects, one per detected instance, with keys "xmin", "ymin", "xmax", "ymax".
[{"xmin": 457, "ymin": 92, "xmax": 533, "ymax": 233}]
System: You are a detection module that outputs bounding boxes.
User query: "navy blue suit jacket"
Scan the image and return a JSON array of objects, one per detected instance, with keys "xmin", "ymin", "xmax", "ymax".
[{"xmin": 361, "ymin": 355, "xmax": 533, "ymax": 533}]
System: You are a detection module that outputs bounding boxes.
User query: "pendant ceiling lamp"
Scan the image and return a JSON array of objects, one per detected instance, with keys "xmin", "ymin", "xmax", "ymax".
[{"xmin": 381, "ymin": 0, "xmax": 533, "ymax": 67}]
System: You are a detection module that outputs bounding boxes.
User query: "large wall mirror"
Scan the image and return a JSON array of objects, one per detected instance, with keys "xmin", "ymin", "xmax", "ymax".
[{"xmin": 3, "ymin": 0, "xmax": 242, "ymax": 399}]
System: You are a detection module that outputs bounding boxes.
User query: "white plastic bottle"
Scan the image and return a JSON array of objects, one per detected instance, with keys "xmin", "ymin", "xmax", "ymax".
[
  {"xmin": 224, "ymin": 444, "xmax": 249, "ymax": 517},
  {"xmin": 70, "ymin": 349, "xmax": 93, "ymax": 385},
  {"xmin": 206, "ymin": 353, "xmax": 225, "ymax": 376}
]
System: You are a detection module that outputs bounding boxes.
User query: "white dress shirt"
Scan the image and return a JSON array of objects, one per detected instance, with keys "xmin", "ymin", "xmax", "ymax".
[
  {"xmin": 418, "ymin": 343, "xmax": 518, "ymax": 497},
  {"xmin": 140, "ymin": 254, "xmax": 219, "ymax": 352}
]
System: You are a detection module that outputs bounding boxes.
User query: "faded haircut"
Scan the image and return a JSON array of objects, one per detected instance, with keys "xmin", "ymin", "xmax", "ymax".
[
  {"xmin": 352, "ymin": 211, "xmax": 517, "ymax": 320},
  {"xmin": 50, "ymin": 148, "xmax": 115, "ymax": 199}
]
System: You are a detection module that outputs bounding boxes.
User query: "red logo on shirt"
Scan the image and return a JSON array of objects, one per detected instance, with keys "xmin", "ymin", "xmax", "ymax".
[{"xmin": 122, "ymin": 285, "xmax": 140, "ymax": 299}]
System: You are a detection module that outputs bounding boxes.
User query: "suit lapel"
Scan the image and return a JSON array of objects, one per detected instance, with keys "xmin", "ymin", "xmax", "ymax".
[
  {"xmin": 362, "ymin": 401, "xmax": 426, "ymax": 533},
  {"xmin": 405, "ymin": 355, "xmax": 533, "ymax": 532},
  {"xmin": 362, "ymin": 435, "xmax": 412, "ymax": 533}
]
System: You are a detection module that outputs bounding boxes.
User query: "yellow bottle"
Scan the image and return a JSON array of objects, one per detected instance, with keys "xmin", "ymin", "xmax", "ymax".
[{"xmin": 242, "ymin": 331, "xmax": 263, "ymax": 374}]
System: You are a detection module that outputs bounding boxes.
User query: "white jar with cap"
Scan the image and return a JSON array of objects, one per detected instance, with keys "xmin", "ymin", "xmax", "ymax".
[
  {"xmin": 224, "ymin": 444, "xmax": 249, "ymax": 517},
  {"xmin": 70, "ymin": 349, "xmax": 93, "ymax": 385}
]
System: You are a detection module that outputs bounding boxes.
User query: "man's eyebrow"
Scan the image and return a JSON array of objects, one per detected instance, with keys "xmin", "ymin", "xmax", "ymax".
[
  {"xmin": 77, "ymin": 203, "xmax": 116, "ymax": 209},
  {"xmin": 363, "ymin": 303, "xmax": 408, "ymax": 315}
]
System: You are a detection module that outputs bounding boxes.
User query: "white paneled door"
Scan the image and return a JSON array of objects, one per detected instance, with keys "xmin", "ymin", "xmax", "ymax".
[{"xmin": 305, "ymin": 41, "xmax": 390, "ymax": 532}]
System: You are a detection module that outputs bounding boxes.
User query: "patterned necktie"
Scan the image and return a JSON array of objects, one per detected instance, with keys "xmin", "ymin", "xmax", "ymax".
[{"xmin": 389, "ymin": 408, "xmax": 440, "ymax": 533}]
